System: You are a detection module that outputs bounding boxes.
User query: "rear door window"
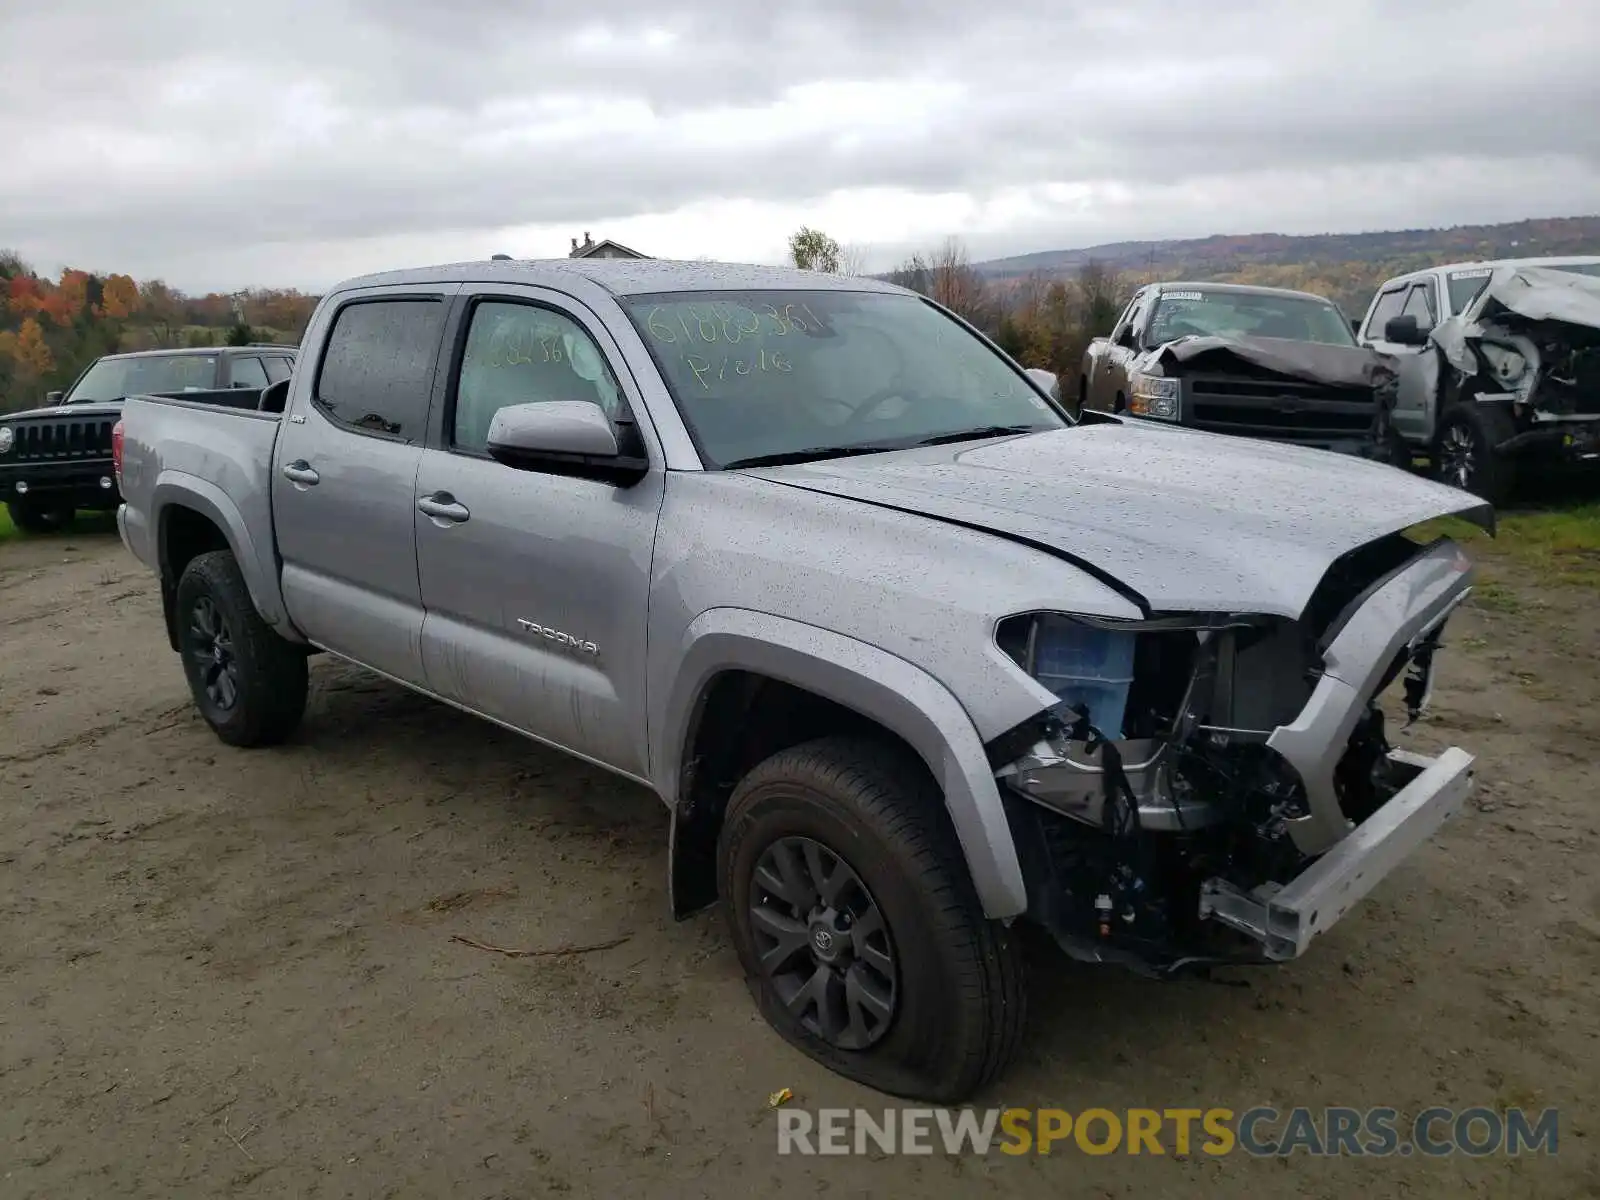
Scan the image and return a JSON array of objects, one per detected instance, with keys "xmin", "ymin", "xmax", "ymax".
[{"xmin": 314, "ymin": 299, "xmax": 446, "ymax": 441}]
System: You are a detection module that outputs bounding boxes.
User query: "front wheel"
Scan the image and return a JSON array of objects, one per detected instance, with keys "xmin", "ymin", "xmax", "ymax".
[
  {"xmin": 175, "ymin": 550, "xmax": 308, "ymax": 747},
  {"xmin": 6, "ymin": 499, "xmax": 72, "ymax": 534},
  {"xmin": 718, "ymin": 736, "xmax": 1027, "ymax": 1102},
  {"xmin": 1431, "ymin": 405, "xmax": 1514, "ymax": 504}
]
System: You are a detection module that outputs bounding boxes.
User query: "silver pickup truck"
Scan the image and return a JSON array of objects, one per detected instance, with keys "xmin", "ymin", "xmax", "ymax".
[
  {"xmin": 1356, "ymin": 258, "xmax": 1600, "ymax": 502},
  {"xmin": 114, "ymin": 258, "xmax": 1492, "ymax": 1103}
]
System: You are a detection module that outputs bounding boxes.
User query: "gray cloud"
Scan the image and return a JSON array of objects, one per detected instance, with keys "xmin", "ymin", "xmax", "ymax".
[{"xmin": 3, "ymin": 0, "xmax": 1598, "ymax": 290}]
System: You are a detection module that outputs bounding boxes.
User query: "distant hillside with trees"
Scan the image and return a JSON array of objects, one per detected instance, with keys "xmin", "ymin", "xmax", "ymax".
[
  {"xmin": 968, "ymin": 215, "xmax": 1600, "ymax": 317},
  {"xmin": 782, "ymin": 215, "xmax": 1600, "ymax": 396},
  {"xmin": 0, "ymin": 250, "xmax": 318, "ymax": 413}
]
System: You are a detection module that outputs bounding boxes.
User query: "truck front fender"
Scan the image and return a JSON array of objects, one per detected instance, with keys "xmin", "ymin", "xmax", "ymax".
[
  {"xmin": 153, "ymin": 471, "xmax": 300, "ymax": 641},
  {"xmin": 654, "ymin": 607, "xmax": 1029, "ymax": 919}
]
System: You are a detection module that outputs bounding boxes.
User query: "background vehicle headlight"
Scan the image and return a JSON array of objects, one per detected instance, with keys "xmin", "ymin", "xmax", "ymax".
[
  {"xmin": 1129, "ymin": 373, "xmax": 1179, "ymax": 420},
  {"xmin": 0, "ymin": 426, "xmax": 14, "ymax": 454}
]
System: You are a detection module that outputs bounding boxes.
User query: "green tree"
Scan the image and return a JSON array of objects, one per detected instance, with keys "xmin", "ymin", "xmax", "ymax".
[
  {"xmin": 788, "ymin": 226, "xmax": 842, "ymax": 273},
  {"xmin": 225, "ymin": 322, "xmax": 254, "ymax": 346}
]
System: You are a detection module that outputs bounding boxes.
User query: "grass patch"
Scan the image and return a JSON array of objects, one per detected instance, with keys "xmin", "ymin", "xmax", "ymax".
[
  {"xmin": 1409, "ymin": 503, "xmax": 1600, "ymax": 590},
  {"xmin": 1472, "ymin": 580, "xmax": 1524, "ymax": 614},
  {"xmin": 0, "ymin": 506, "xmax": 118, "ymax": 545}
]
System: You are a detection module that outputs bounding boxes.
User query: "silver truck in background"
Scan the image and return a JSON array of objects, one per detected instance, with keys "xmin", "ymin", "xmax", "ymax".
[
  {"xmin": 1357, "ymin": 257, "xmax": 1600, "ymax": 502},
  {"xmin": 115, "ymin": 257, "xmax": 1491, "ymax": 1102}
]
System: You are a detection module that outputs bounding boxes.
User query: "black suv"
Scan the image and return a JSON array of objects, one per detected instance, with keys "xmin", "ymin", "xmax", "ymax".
[{"xmin": 0, "ymin": 344, "xmax": 295, "ymax": 533}]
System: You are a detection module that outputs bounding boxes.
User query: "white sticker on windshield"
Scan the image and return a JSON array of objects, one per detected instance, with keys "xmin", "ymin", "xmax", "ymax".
[{"xmin": 1163, "ymin": 291, "xmax": 1204, "ymax": 301}]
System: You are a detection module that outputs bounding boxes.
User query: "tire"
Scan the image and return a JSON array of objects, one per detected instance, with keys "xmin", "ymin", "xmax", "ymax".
[
  {"xmin": 1431, "ymin": 405, "xmax": 1514, "ymax": 504},
  {"xmin": 174, "ymin": 550, "xmax": 308, "ymax": 747},
  {"xmin": 718, "ymin": 736, "xmax": 1027, "ymax": 1103},
  {"xmin": 1381, "ymin": 431, "xmax": 1414, "ymax": 472},
  {"xmin": 6, "ymin": 499, "xmax": 71, "ymax": 534}
]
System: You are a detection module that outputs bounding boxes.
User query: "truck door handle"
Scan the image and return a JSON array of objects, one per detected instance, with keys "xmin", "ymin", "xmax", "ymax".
[
  {"xmin": 281, "ymin": 460, "xmax": 320, "ymax": 486},
  {"xmin": 417, "ymin": 492, "xmax": 470, "ymax": 524}
]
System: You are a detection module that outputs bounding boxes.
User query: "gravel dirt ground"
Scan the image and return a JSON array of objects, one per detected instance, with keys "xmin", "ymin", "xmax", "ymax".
[{"xmin": 1, "ymin": 522, "xmax": 1596, "ymax": 1198}]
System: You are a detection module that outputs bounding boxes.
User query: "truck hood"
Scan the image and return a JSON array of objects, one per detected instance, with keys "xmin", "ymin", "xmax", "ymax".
[
  {"xmin": 1143, "ymin": 334, "xmax": 1396, "ymax": 391},
  {"xmin": 744, "ymin": 422, "xmax": 1491, "ymax": 616},
  {"xmin": 0, "ymin": 401, "xmax": 124, "ymax": 422}
]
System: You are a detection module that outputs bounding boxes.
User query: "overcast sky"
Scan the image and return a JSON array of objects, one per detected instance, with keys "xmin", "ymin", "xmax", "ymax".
[{"xmin": 3, "ymin": 0, "xmax": 1598, "ymax": 293}]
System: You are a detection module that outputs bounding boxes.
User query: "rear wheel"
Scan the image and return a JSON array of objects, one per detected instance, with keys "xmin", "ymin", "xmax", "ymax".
[
  {"xmin": 718, "ymin": 736, "xmax": 1027, "ymax": 1103},
  {"xmin": 175, "ymin": 550, "xmax": 308, "ymax": 747},
  {"xmin": 6, "ymin": 499, "xmax": 72, "ymax": 534}
]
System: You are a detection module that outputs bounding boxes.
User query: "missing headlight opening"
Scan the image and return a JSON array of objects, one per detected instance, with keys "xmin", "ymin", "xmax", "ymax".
[{"xmin": 992, "ymin": 532, "xmax": 1472, "ymax": 976}]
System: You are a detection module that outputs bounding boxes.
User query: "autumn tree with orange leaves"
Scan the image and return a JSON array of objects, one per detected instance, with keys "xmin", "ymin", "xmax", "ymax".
[{"xmin": 0, "ymin": 250, "xmax": 314, "ymax": 413}]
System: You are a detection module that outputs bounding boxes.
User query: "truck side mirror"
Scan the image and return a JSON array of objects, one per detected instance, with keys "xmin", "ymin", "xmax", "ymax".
[
  {"xmin": 45, "ymin": 390, "xmax": 64, "ymax": 405},
  {"xmin": 1384, "ymin": 315, "xmax": 1428, "ymax": 346},
  {"xmin": 1114, "ymin": 327, "xmax": 1138, "ymax": 350},
  {"xmin": 485, "ymin": 401, "xmax": 648, "ymax": 486}
]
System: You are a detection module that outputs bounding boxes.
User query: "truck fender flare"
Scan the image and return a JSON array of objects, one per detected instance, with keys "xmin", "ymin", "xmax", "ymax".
[
  {"xmin": 655, "ymin": 607, "xmax": 1029, "ymax": 920},
  {"xmin": 152, "ymin": 471, "xmax": 296, "ymax": 637}
]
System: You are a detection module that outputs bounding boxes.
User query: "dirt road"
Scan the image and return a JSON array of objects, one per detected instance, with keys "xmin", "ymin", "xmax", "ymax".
[{"xmin": 1, "ymin": 527, "xmax": 1596, "ymax": 1198}]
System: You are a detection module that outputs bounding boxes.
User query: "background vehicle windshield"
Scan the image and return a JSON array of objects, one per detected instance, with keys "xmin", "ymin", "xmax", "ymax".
[
  {"xmin": 65, "ymin": 355, "xmax": 217, "ymax": 403},
  {"xmin": 1145, "ymin": 290, "xmax": 1356, "ymax": 347},
  {"xmin": 621, "ymin": 289, "xmax": 1064, "ymax": 467}
]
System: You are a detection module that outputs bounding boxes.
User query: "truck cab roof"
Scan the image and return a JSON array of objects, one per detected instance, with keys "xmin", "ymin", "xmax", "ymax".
[{"xmin": 331, "ymin": 257, "xmax": 910, "ymax": 299}]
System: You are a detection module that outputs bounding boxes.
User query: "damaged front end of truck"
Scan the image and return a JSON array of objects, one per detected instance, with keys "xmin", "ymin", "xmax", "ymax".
[
  {"xmin": 1432, "ymin": 266, "xmax": 1600, "ymax": 465},
  {"xmin": 1129, "ymin": 335, "xmax": 1399, "ymax": 457},
  {"xmin": 989, "ymin": 527, "xmax": 1484, "ymax": 975}
]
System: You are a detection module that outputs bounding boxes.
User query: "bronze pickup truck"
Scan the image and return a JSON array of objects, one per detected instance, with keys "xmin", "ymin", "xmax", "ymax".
[{"xmin": 1078, "ymin": 281, "xmax": 1398, "ymax": 458}]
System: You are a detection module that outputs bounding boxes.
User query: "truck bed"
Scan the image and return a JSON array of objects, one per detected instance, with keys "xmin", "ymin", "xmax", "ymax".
[{"xmin": 116, "ymin": 394, "xmax": 284, "ymax": 613}]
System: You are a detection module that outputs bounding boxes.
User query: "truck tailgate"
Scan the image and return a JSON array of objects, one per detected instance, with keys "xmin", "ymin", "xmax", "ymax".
[{"xmin": 117, "ymin": 395, "xmax": 283, "ymax": 614}]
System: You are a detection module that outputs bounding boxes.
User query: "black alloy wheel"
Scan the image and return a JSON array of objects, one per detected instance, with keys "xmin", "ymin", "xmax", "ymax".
[
  {"xmin": 174, "ymin": 550, "xmax": 308, "ymax": 747},
  {"xmin": 187, "ymin": 594, "xmax": 241, "ymax": 715},
  {"xmin": 1436, "ymin": 420, "xmax": 1478, "ymax": 491},
  {"xmin": 748, "ymin": 835, "xmax": 898, "ymax": 1051}
]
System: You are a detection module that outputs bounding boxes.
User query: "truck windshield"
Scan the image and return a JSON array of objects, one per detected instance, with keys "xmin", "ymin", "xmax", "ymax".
[
  {"xmin": 64, "ymin": 355, "xmax": 217, "ymax": 403},
  {"xmin": 620, "ymin": 289, "xmax": 1065, "ymax": 468},
  {"xmin": 1145, "ymin": 291, "xmax": 1357, "ymax": 348}
]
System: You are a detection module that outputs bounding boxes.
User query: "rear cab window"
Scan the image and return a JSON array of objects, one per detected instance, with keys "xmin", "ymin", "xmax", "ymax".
[
  {"xmin": 229, "ymin": 356, "xmax": 270, "ymax": 390},
  {"xmin": 313, "ymin": 299, "xmax": 446, "ymax": 441}
]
